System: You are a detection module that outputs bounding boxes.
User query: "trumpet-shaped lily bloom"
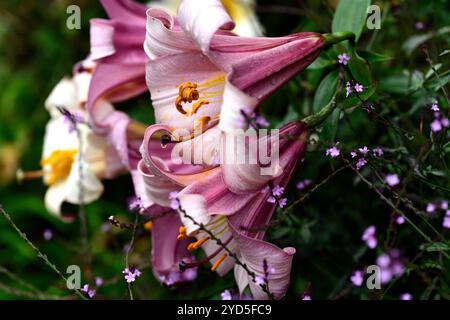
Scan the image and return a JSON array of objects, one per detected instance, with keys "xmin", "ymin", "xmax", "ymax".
[
  {"xmin": 144, "ymin": 0, "xmax": 325, "ymax": 134},
  {"xmin": 36, "ymin": 59, "xmax": 125, "ymax": 218},
  {"xmin": 140, "ymin": 121, "xmax": 308, "ymax": 299},
  {"xmin": 148, "ymin": 0, "xmax": 264, "ymax": 37},
  {"xmin": 88, "ymin": 0, "xmax": 149, "ymax": 170}
]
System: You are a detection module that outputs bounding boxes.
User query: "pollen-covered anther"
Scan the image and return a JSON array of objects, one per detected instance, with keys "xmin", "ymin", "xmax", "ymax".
[
  {"xmin": 187, "ymin": 236, "xmax": 210, "ymax": 252},
  {"xmin": 211, "ymin": 253, "xmax": 228, "ymax": 271},
  {"xmin": 40, "ymin": 149, "xmax": 77, "ymax": 185},
  {"xmin": 190, "ymin": 99, "xmax": 210, "ymax": 115},
  {"xmin": 175, "ymin": 81, "xmax": 199, "ymax": 115}
]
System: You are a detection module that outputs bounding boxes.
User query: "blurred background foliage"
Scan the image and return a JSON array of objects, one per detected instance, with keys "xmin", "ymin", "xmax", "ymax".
[{"xmin": 0, "ymin": 0, "xmax": 449, "ymax": 299}]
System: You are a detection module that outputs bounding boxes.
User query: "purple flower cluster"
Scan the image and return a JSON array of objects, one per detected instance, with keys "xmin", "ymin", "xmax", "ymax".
[
  {"xmin": 81, "ymin": 284, "xmax": 96, "ymax": 298},
  {"xmin": 159, "ymin": 269, "xmax": 197, "ymax": 286},
  {"xmin": 362, "ymin": 225, "xmax": 377, "ymax": 249},
  {"xmin": 296, "ymin": 179, "xmax": 312, "ymax": 190},
  {"xmin": 265, "ymin": 184, "xmax": 288, "ymax": 208},
  {"xmin": 426, "ymin": 200, "xmax": 450, "ymax": 228},
  {"xmin": 376, "ymin": 249, "xmax": 405, "ymax": 284},
  {"xmin": 128, "ymin": 196, "xmax": 143, "ymax": 212},
  {"xmin": 325, "ymin": 141, "xmax": 341, "ymax": 158},
  {"xmin": 346, "ymin": 81, "xmax": 364, "ymax": 97},
  {"xmin": 338, "ymin": 53, "xmax": 350, "ymax": 65},
  {"xmin": 429, "ymin": 103, "xmax": 449, "ymax": 133}
]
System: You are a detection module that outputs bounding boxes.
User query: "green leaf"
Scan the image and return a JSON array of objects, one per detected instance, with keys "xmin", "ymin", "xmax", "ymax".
[
  {"xmin": 313, "ymin": 70, "xmax": 339, "ymax": 114},
  {"xmin": 347, "ymin": 46, "xmax": 372, "ymax": 86},
  {"xmin": 402, "ymin": 26, "xmax": 450, "ymax": 55},
  {"xmin": 332, "ymin": 0, "xmax": 371, "ymax": 42},
  {"xmin": 420, "ymin": 242, "xmax": 450, "ymax": 252},
  {"xmin": 359, "ymin": 51, "xmax": 393, "ymax": 63},
  {"xmin": 307, "ymin": 56, "xmax": 333, "ymax": 70}
]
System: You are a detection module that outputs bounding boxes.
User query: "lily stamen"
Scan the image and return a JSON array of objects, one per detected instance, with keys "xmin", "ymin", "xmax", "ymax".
[
  {"xmin": 211, "ymin": 253, "xmax": 228, "ymax": 272},
  {"xmin": 187, "ymin": 236, "xmax": 210, "ymax": 252},
  {"xmin": 190, "ymin": 99, "xmax": 210, "ymax": 115},
  {"xmin": 175, "ymin": 81, "xmax": 199, "ymax": 115},
  {"xmin": 16, "ymin": 169, "xmax": 44, "ymax": 183},
  {"xmin": 179, "ymin": 236, "xmax": 232, "ymax": 271}
]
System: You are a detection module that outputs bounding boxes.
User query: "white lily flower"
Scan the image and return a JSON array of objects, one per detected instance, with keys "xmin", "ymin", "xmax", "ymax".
[
  {"xmin": 148, "ymin": 0, "xmax": 264, "ymax": 37},
  {"xmin": 40, "ymin": 64, "xmax": 113, "ymax": 217}
]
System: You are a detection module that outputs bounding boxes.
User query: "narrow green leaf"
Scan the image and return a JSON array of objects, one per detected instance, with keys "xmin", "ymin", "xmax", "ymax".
[
  {"xmin": 313, "ymin": 70, "xmax": 339, "ymax": 114},
  {"xmin": 332, "ymin": 0, "xmax": 371, "ymax": 42}
]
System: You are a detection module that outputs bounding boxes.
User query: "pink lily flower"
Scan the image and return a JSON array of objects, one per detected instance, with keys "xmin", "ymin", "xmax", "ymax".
[
  {"xmin": 144, "ymin": 0, "xmax": 325, "ymax": 134},
  {"xmin": 139, "ymin": 121, "xmax": 308, "ymax": 299},
  {"xmin": 88, "ymin": 0, "xmax": 149, "ymax": 172}
]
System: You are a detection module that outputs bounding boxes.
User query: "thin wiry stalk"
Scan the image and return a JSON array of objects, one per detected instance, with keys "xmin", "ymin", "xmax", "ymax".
[
  {"xmin": 124, "ymin": 212, "xmax": 139, "ymax": 300},
  {"xmin": 0, "ymin": 265, "xmax": 46, "ymax": 299},
  {"xmin": 0, "ymin": 205, "xmax": 87, "ymax": 300}
]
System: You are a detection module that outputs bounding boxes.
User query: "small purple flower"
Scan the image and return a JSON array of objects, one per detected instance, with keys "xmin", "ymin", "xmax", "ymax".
[
  {"xmin": 442, "ymin": 201, "xmax": 449, "ymax": 210},
  {"xmin": 326, "ymin": 142, "xmax": 341, "ymax": 158},
  {"xmin": 302, "ymin": 294, "xmax": 312, "ymax": 300},
  {"xmin": 350, "ymin": 151, "xmax": 357, "ymax": 158},
  {"xmin": 350, "ymin": 270, "xmax": 364, "ymax": 287},
  {"xmin": 296, "ymin": 179, "xmax": 312, "ymax": 190},
  {"xmin": 415, "ymin": 22, "xmax": 424, "ymax": 30},
  {"xmin": 221, "ymin": 289, "xmax": 232, "ymax": 300},
  {"xmin": 356, "ymin": 158, "xmax": 367, "ymax": 170},
  {"xmin": 267, "ymin": 196, "xmax": 276, "ymax": 204},
  {"xmin": 400, "ymin": 293, "xmax": 413, "ymax": 300},
  {"xmin": 358, "ymin": 146, "xmax": 369, "ymax": 155},
  {"xmin": 354, "ymin": 83, "xmax": 364, "ymax": 93},
  {"xmin": 272, "ymin": 185, "xmax": 285, "ymax": 197},
  {"xmin": 441, "ymin": 118, "xmax": 449, "ymax": 128},
  {"xmin": 123, "ymin": 267, "xmax": 142, "ymax": 283},
  {"xmin": 372, "ymin": 147, "xmax": 384, "ymax": 157},
  {"xmin": 443, "ymin": 216, "xmax": 450, "ymax": 229},
  {"xmin": 430, "ymin": 103, "xmax": 440, "ymax": 112},
  {"xmin": 95, "ymin": 277, "xmax": 103, "ymax": 287},
  {"xmin": 426, "ymin": 203, "xmax": 436, "ymax": 213},
  {"xmin": 385, "ymin": 173, "xmax": 400, "ymax": 187},
  {"xmin": 128, "ymin": 196, "xmax": 142, "ymax": 212},
  {"xmin": 431, "ymin": 119, "xmax": 442, "ymax": 132},
  {"xmin": 396, "ymin": 215, "xmax": 405, "ymax": 225},
  {"xmin": 346, "ymin": 82, "xmax": 353, "ymax": 97},
  {"xmin": 278, "ymin": 198, "xmax": 288, "ymax": 208},
  {"xmin": 376, "ymin": 249, "xmax": 405, "ymax": 284},
  {"xmin": 338, "ymin": 53, "xmax": 351, "ymax": 65},
  {"xmin": 43, "ymin": 229, "xmax": 53, "ymax": 241},
  {"xmin": 362, "ymin": 225, "xmax": 377, "ymax": 249},
  {"xmin": 81, "ymin": 284, "xmax": 96, "ymax": 298}
]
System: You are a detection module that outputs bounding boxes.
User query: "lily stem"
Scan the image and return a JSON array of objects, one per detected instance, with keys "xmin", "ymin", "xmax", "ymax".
[
  {"xmin": 303, "ymin": 97, "xmax": 338, "ymax": 129},
  {"xmin": 322, "ymin": 31, "xmax": 355, "ymax": 46}
]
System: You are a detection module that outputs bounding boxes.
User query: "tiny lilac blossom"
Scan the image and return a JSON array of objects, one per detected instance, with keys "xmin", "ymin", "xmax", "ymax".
[
  {"xmin": 296, "ymin": 179, "xmax": 312, "ymax": 190},
  {"xmin": 441, "ymin": 118, "xmax": 449, "ymax": 127},
  {"xmin": 396, "ymin": 215, "xmax": 405, "ymax": 225},
  {"xmin": 373, "ymin": 147, "xmax": 384, "ymax": 157},
  {"xmin": 43, "ymin": 229, "xmax": 53, "ymax": 241},
  {"xmin": 385, "ymin": 173, "xmax": 400, "ymax": 187},
  {"xmin": 221, "ymin": 290, "xmax": 232, "ymax": 300},
  {"xmin": 326, "ymin": 142, "xmax": 340, "ymax": 158},
  {"xmin": 278, "ymin": 198, "xmax": 288, "ymax": 208},
  {"xmin": 350, "ymin": 270, "xmax": 364, "ymax": 287},
  {"xmin": 400, "ymin": 293, "xmax": 413, "ymax": 300},
  {"xmin": 430, "ymin": 119, "xmax": 442, "ymax": 132},
  {"xmin": 95, "ymin": 277, "xmax": 103, "ymax": 287},
  {"xmin": 358, "ymin": 146, "xmax": 369, "ymax": 154},
  {"xmin": 443, "ymin": 216, "xmax": 450, "ymax": 229},
  {"xmin": 354, "ymin": 83, "xmax": 364, "ymax": 93},
  {"xmin": 362, "ymin": 225, "xmax": 377, "ymax": 249},
  {"xmin": 356, "ymin": 158, "xmax": 367, "ymax": 170},
  {"xmin": 350, "ymin": 151, "xmax": 357, "ymax": 158},
  {"xmin": 338, "ymin": 53, "xmax": 350, "ymax": 65},
  {"xmin": 272, "ymin": 185, "xmax": 284, "ymax": 197},
  {"xmin": 430, "ymin": 103, "xmax": 440, "ymax": 112}
]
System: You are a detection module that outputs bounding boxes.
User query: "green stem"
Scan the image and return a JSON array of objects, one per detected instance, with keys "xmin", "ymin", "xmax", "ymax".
[
  {"xmin": 322, "ymin": 32, "xmax": 355, "ymax": 46},
  {"xmin": 303, "ymin": 97, "xmax": 338, "ymax": 129}
]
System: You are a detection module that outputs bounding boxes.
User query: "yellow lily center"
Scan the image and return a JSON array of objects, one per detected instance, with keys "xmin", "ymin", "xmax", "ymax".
[{"xmin": 40, "ymin": 149, "xmax": 77, "ymax": 185}]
